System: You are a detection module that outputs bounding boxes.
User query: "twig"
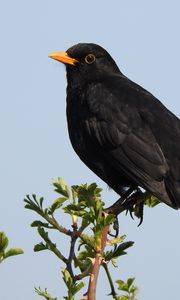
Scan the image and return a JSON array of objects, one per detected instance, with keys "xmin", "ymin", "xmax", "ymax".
[
  {"xmin": 66, "ymin": 222, "xmax": 78, "ymax": 281},
  {"xmin": 87, "ymin": 225, "xmax": 110, "ymax": 300},
  {"xmin": 50, "ymin": 245, "xmax": 68, "ymax": 264},
  {"xmin": 102, "ymin": 263, "xmax": 118, "ymax": 299},
  {"xmin": 50, "ymin": 215, "xmax": 72, "ymax": 236}
]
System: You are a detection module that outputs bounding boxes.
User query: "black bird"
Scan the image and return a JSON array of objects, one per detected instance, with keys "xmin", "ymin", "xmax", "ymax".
[{"xmin": 49, "ymin": 43, "xmax": 180, "ymax": 211}]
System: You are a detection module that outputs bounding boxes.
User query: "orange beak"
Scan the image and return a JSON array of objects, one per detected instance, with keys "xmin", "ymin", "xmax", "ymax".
[{"xmin": 48, "ymin": 52, "xmax": 78, "ymax": 66}]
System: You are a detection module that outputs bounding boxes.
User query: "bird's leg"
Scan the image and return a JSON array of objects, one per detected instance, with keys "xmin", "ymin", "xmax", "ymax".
[
  {"xmin": 103, "ymin": 187, "xmax": 135, "ymax": 215},
  {"xmin": 104, "ymin": 188, "xmax": 149, "ymax": 225}
]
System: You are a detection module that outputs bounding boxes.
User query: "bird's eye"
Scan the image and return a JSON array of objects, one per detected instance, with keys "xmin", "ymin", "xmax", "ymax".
[{"xmin": 85, "ymin": 54, "xmax": 96, "ymax": 64}]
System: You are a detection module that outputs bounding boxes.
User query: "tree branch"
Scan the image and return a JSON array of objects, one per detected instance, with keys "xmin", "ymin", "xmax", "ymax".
[{"xmin": 87, "ymin": 225, "xmax": 109, "ymax": 300}]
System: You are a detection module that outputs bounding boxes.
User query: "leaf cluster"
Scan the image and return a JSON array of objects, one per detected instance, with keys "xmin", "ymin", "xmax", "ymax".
[
  {"xmin": 116, "ymin": 278, "xmax": 139, "ymax": 300},
  {"xmin": 62, "ymin": 269, "xmax": 85, "ymax": 300},
  {"xmin": 35, "ymin": 287, "xmax": 57, "ymax": 300},
  {"xmin": 24, "ymin": 178, "xmax": 138, "ymax": 300},
  {"xmin": 0, "ymin": 232, "xmax": 23, "ymax": 263}
]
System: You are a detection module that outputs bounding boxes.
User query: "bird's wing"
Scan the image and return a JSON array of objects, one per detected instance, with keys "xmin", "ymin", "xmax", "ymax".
[{"xmin": 84, "ymin": 78, "xmax": 169, "ymax": 197}]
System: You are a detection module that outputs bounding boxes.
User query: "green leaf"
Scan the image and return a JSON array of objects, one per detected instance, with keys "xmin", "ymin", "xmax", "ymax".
[
  {"xmin": 127, "ymin": 277, "xmax": 135, "ymax": 289},
  {"xmin": 37, "ymin": 227, "xmax": 49, "ymax": 241},
  {"xmin": 78, "ymin": 234, "xmax": 95, "ymax": 251},
  {"xmin": 145, "ymin": 195, "xmax": 160, "ymax": 208},
  {"xmin": 64, "ymin": 205, "xmax": 86, "ymax": 218},
  {"xmin": 71, "ymin": 186, "xmax": 78, "ymax": 201},
  {"xmin": 129, "ymin": 285, "xmax": 139, "ymax": 295},
  {"xmin": 116, "ymin": 278, "xmax": 139, "ymax": 299},
  {"xmin": 105, "ymin": 241, "xmax": 134, "ymax": 262},
  {"xmin": 0, "ymin": 232, "xmax": 9, "ymax": 251},
  {"xmin": 24, "ymin": 195, "xmax": 43, "ymax": 214},
  {"xmin": 61, "ymin": 268, "xmax": 85, "ymax": 300},
  {"xmin": 31, "ymin": 221, "xmax": 50, "ymax": 228},
  {"xmin": 116, "ymin": 280, "xmax": 129, "ymax": 292},
  {"xmin": 113, "ymin": 241, "xmax": 134, "ymax": 258},
  {"xmin": 116, "ymin": 296, "xmax": 129, "ymax": 300},
  {"xmin": 71, "ymin": 185, "xmax": 79, "ymax": 194},
  {"xmin": 111, "ymin": 258, "xmax": 118, "ymax": 268},
  {"xmin": 39, "ymin": 197, "xmax": 44, "ymax": 208},
  {"xmin": 4, "ymin": 248, "xmax": 24, "ymax": 258},
  {"xmin": 52, "ymin": 178, "xmax": 70, "ymax": 198},
  {"xmin": 50, "ymin": 197, "xmax": 68, "ymax": 213},
  {"xmin": 118, "ymin": 235, "xmax": 126, "ymax": 243},
  {"xmin": 104, "ymin": 214, "xmax": 116, "ymax": 226},
  {"xmin": 32, "ymin": 194, "xmax": 38, "ymax": 204},
  {"xmin": 82, "ymin": 214, "xmax": 94, "ymax": 223},
  {"xmin": 64, "ymin": 204, "xmax": 84, "ymax": 211},
  {"xmin": 34, "ymin": 243, "xmax": 47, "ymax": 252},
  {"xmin": 35, "ymin": 287, "xmax": 57, "ymax": 300},
  {"xmin": 75, "ymin": 183, "xmax": 102, "ymax": 206},
  {"xmin": 71, "ymin": 282, "xmax": 85, "ymax": 294},
  {"xmin": 62, "ymin": 269, "xmax": 73, "ymax": 289}
]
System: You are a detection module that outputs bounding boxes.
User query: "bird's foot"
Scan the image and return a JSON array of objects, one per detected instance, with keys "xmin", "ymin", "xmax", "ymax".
[
  {"xmin": 104, "ymin": 188, "xmax": 148, "ymax": 225},
  {"xmin": 103, "ymin": 187, "xmax": 135, "ymax": 215}
]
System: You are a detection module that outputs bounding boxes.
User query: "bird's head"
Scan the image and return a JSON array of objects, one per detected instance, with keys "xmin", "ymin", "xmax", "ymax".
[{"xmin": 49, "ymin": 43, "xmax": 121, "ymax": 87}]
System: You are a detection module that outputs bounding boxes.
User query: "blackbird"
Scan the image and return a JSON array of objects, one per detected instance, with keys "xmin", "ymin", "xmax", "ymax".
[{"xmin": 49, "ymin": 43, "xmax": 180, "ymax": 211}]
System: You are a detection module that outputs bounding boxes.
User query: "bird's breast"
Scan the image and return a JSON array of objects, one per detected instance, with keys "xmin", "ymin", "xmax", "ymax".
[{"xmin": 66, "ymin": 85, "xmax": 95, "ymax": 155}]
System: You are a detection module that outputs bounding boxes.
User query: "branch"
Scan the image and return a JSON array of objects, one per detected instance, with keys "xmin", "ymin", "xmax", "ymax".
[
  {"xmin": 66, "ymin": 222, "xmax": 78, "ymax": 281},
  {"xmin": 87, "ymin": 225, "xmax": 110, "ymax": 300},
  {"xmin": 102, "ymin": 263, "xmax": 118, "ymax": 299}
]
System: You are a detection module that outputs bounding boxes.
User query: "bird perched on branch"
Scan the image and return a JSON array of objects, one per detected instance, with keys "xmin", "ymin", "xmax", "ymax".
[{"xmin": 49, "ymin": 43, "xmax": 180, "ymax": 212}]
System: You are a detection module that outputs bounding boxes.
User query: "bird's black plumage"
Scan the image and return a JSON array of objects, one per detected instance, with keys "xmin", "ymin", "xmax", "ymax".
[{"xmin": 50, "ymin": 43, "xmax": 180, "ymax": 209}]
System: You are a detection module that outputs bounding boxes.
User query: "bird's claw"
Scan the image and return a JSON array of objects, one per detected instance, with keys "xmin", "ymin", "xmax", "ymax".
[
  {"xmin": 107, "ymin": 216, "xmax": 119, "ymax": 238},
  {"xmin": 104, "ymin": 188, "xmax": 146, "ymax": 226}
]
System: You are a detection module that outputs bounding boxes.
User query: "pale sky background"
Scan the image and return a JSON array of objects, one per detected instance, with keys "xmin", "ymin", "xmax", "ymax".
[{"xmin": 1, "ymin": 1, "xmax": 180, "ymax": 299}]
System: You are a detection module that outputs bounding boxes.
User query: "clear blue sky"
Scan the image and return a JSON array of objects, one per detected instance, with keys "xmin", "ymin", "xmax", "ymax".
[{"xmin": 1, "ymin": 1, "xmax": 180, "ymax": 299}]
